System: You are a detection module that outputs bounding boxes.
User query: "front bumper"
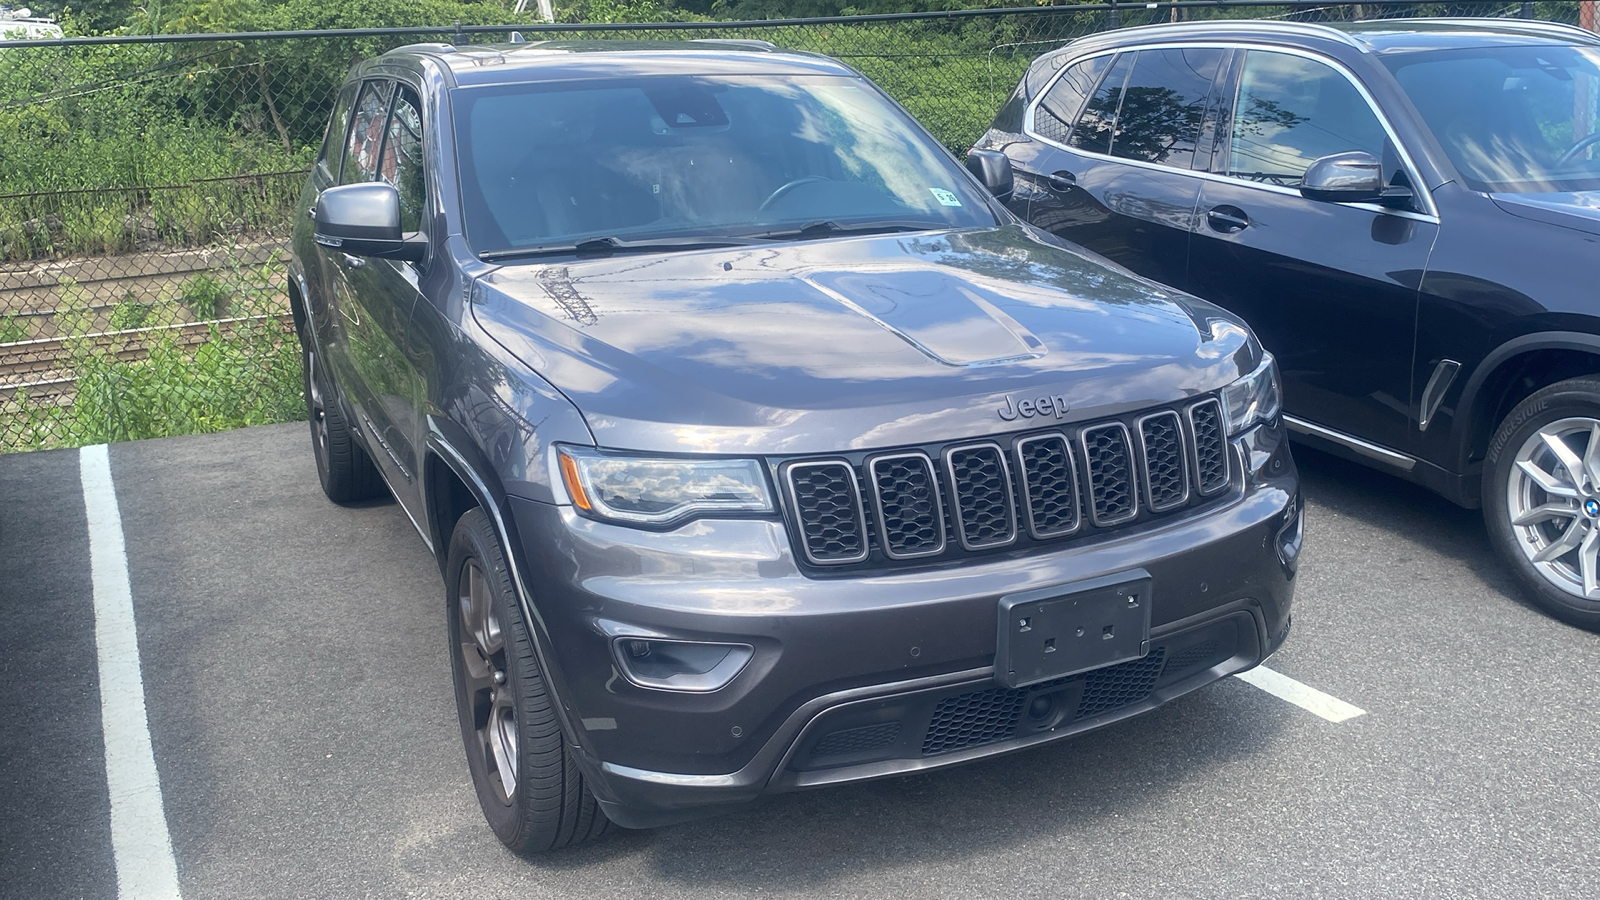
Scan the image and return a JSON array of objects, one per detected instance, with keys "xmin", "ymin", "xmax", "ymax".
[{"xmin": 507, "ymin": 424, "xmax": 1299, "ymax": 828}]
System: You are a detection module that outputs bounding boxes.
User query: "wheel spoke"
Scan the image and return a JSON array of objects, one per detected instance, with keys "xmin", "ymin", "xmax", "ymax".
[
  {"xmin": 1533, "ymin": 516, "xmax": 1587, "ymax": 563},
  {"xmin": 1516, "ymin": 458, "xmax": 1580, "ymax": 499},
  {"xmin": 1512, "ymin": 501, "xmax": 1580, "ymax": 527},
  {"xmin": 488, "ymin": 689, "xmax": 519, "ymax": 796},
  {"xmin": 1583, "ymin": 422, "xmax": 1600, "ymax": 489},
  {"xmin": 459, "ymin": 640, "xmax": 495, "ymax": 687},
  {"xmin": 1582, "ymin": 527, "xmax": 1600, "ymax": 598},
  {"xmin": 1539, "ymin": 428, "xmax": 1587, "ymax": 488}
]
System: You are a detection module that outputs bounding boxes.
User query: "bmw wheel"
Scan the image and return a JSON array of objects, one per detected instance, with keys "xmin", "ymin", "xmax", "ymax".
[{"xmin": 1485, "ymin": 377, "xmax": 1600, "ymax": 631}]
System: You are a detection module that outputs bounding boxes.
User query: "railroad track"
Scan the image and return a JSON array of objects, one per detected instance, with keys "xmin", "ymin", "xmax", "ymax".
[{"xmin": 0, "ymin": 312, "xmax": 296, "ymax": 406}]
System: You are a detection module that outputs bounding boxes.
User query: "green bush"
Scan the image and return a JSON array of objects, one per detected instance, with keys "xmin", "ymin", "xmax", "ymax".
[
  {"xmin": 180, "ymin": 271, "xmax": 233, "ymax": 319},
  {"xmin": 0, "ymin": 313, "xmax": 29, "ymax": 344}
]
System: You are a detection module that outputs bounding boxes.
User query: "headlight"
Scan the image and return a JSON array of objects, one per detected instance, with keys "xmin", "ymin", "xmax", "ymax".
[
  {"xmin": 556, "ymin": 445, "xmax": 774, "ymax": 527},
  {"xmin": 1221, "ymin": 352, "xmax": 1282, "ymax": 436}
]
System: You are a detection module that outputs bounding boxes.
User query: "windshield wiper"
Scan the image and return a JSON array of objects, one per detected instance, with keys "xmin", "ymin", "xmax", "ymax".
[
  {"xmin": 751, "ymin": 219, "xmax": 942, "ymax": 241},
  {"xmin": 480, "ymin": 234, "xmax": 763, "ymax": 262}
]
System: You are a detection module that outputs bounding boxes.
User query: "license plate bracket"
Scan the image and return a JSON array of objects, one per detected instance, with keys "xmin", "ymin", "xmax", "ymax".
[{"xmin": 996, "ymin": 570, "xmax": 1153, "ymax": 689}]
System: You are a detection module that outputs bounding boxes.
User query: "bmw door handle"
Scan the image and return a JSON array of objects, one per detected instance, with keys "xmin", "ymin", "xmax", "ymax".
[
  {"xmin": 1046, "ymin": 170, "xmax": 1077, "ymax": 192},
  {"xmin": 1206, "ymin": 206, "xmax": 1250, "ymax": 234},
  {"xmin": 341, "ymin": 254, "xmax": 365, "ymax": 269}
]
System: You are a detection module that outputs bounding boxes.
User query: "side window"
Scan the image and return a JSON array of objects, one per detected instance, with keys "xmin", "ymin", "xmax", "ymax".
[
  {"xmin": 341, "ymin": 80, "xmax": 392, "ymax": 186},
  {"xmin": 318, "ymin": 83, "xmax": 359, "ymax": 179},
  {"xmin": 1069, "ymin": 52, "xmax": 1135, "ymax": 155},
  {"xmin": 1034, "ymin": 55, "xmax": 1112, "ymax": 145},
  {"xmin": 1227, "ymin": 51, "xmax": 1386, "ymax": 185},
  {"xmin": 1106, "ymin": 47, "xmax": 1227, "ymax": 169},
  {"xmin": 382, "ymin": 86, "xmax": 426, "ymax": 232}
]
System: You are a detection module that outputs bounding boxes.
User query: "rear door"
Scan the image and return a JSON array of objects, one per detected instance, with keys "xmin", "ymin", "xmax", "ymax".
[
  {"xmin": 1021, "ymin": 46, "xmax": 1230, "ymax": 290},
  {"xmin": 1187, "ymin": 48, "xmax": 1438, "ymax": 455},
  {"xmin": 320, "ymin": 77, "xmax": 428, "ymax": 504}
]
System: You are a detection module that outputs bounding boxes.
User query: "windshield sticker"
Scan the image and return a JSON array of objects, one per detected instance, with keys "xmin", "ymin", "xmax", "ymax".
[{"xmin": 930, "ymin": 188, "xmax": 963, "ymax": 207}]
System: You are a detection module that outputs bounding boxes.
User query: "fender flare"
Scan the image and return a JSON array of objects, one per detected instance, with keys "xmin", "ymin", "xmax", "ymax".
[
  {"xmin": 1450, "ymin": 331, "xmax": 1600, "ymax": 472},
  {"xmin": 423, "ymin": 422, "xmax": 594, "ymax": 761}
]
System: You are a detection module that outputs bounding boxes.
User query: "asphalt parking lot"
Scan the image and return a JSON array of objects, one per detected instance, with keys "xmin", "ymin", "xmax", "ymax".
[{"xmin": 3, "ymin": 422, "xmax": 1598, "ymax": 900}]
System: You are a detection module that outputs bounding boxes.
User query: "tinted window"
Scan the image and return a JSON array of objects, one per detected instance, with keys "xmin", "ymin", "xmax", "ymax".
[
  {"xmin": 1069, "ymin": 52, "xmax": 1133, "ymax": 155},
  {"xmin": 1385, "ymin": 45, "xmax": 1600, "ymax": 193},
  {"xmin": 1226, "ymin": 51, "xmax": 1385, "ymax": 186},
  {"xmin": 453, "ymin": 75, "xmax": 997, "ymax": 255},
  {"xmin": 382, "ymin": 86, "xmax": 425, "ymax": 232},
  {"xmin": 318, "ymin": 83, "xmax": 358, "ymax": 178},
  {"xmin": 1034, "ymin": 55, "xmax": 1112, "ymax": 146},
  {"xmin": 342, "ymin": 81, "xmax": 392, "ymax": 186},
  {"xmin": 1105, "ymin": 48, "xmax": 1226, "ymax": 168}
]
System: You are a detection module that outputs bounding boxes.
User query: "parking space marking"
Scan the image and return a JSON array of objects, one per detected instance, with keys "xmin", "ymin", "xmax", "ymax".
[
  {"xmin": 1234, "ymin": 665, "xmax": 1366, "ymax": 723},
  {"xmin": 81, "ymin": 444, "xmax": 183, "ymax": 900}
]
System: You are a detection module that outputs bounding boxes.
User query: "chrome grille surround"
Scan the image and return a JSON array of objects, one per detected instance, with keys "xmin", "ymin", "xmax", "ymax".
[
  {"xmin": 867, "ymin": 452, "xmax": 946, "ymax": 560},
  {"xmin": 1187, "ymin": 398, "xmax": 1230, "ymax": 496},
  {"xmin": 1136, "ymin": 410, "xmax": 1190, "ymax": 513},
  {"xmin": 1079, "ymin": 422, "xmax": 1139, "ymax": 527},
  {"xmin": 1015, "ymin": 432, "xmax": 1082, "ymax": 540},
  {"xmin": 783, "ymin": 460, "xmax": 869, "ymax": 565},
  {"xmin": 943, "ymin": 442, "xmax": 1019, "ymax": 551}
]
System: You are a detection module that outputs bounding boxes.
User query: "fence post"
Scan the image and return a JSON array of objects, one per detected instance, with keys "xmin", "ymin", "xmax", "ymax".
[{"xmin": 1106, "ymin": 0, "xmax": 1120, "ymax": 29}]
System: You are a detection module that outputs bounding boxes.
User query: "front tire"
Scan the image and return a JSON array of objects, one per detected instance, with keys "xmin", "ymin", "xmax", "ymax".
[
  {"xmin": 445, "ymin": 508, "xmax": 611, "ymax": 853},
  {"xmin": 1484, "ymin": 377, "xmax": 1600, "ymax": 631}
]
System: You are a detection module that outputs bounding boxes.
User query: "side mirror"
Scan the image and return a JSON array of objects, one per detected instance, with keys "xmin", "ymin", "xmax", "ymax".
[
  {"xmin": 314, "ymin": 183, "xmax": 427, "ymax": 262},
  {"xmin": 1299, "ymin": 151, "xmax": 1414, "ymax": 208},
  {"xmin": 965, "ymin": 149, "xmax": 1014, "ymax": 203}
]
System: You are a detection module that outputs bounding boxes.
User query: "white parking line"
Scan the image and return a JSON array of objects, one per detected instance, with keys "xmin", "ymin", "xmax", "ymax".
[
  {"xmin": 1234, "ymin": 665, "xmax": 1366, "ymax": 723},
  {"xmin": 81, "ymin": 444, "xmax": 183, "ymax": 900}
]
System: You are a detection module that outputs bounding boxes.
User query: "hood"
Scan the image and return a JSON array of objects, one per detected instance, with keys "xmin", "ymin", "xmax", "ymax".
[
  {"xmin": 471, "ymin": 225, "xmax": 1254, "ymax": 455},
  {"xmin": 1490, "ymin": 191, "xmax": 1600, "ymax": 238}
]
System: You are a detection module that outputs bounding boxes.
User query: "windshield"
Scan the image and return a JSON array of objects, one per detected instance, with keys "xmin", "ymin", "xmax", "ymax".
[
  {"xmin": 451, "ymin": 74, "xmax": 997, "ymax": 256},
  {"xmin": 1384, "ymin": 44, "xmax": 1600, "ymax": 193}
]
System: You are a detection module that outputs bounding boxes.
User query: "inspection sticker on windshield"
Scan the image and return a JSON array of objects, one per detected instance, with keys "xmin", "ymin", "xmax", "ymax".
[{"xmin": 930, "ymin": 188, "xmax": 963, "ymax": 207}]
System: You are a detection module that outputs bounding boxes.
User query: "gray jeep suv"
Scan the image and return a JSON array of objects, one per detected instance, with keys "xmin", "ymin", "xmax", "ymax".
[{"xmin": 288, "ymin": 39, "xmax": 1301, "ymax": 853}]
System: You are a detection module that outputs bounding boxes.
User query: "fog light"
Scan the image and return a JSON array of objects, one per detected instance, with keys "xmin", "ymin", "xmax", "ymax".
[{"xmin": 612, "ymin": 638, "xmax": 753, "ymax": 693}]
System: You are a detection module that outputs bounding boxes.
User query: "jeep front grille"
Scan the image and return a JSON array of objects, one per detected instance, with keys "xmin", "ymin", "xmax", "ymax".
[
  {"xmin": 785, "ymin": 461, "xmax": 868, "ymax": 564},
  {"xmin": 782, "ymin": 399, "xmax": 1231, "ymax": 569}
]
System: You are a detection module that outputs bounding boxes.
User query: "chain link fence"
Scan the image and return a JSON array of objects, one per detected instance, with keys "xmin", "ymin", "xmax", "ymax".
[{"xmin": 0, "ymin": 0, "xmax": 1587, "ymax": 453}]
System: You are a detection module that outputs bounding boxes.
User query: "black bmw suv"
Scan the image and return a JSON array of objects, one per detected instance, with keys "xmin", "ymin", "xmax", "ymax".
[
  {"xmin": 978, "ymin": 18, "xmax": 1600, "ymax": 631},
  {"xmin": 289, "ymin": 39, "xmax": 1300, "ymax": 851}
]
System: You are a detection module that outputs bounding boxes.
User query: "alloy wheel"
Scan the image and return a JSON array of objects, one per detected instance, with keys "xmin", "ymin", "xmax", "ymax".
[
  {"xmin": 456, "ymin": 559, "xmax": 518, "ymax": 802},
  {"xmin": 1505, "ymin": 416, "xmax": 1600, "ymax": 600},
  {"xmin": 305, "ymin": 350, "xmax": 330, "ymax": 463}
]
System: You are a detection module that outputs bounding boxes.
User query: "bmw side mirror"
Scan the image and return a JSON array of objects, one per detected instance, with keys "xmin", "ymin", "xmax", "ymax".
[
  {"xmin": 965, "ymin": 149, "xmax": 1014, "ymax": 203},
  {"xmin": 1300, "ymin": 151, "xmax": 1414, "ymax": 208},
  {"xmin": 314, "ymin": 183, "xmax": 427, "ymax": 262}
]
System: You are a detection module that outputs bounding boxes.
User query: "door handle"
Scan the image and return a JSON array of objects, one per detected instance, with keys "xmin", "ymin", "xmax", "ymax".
[
  {"xmin": 1046, "ymin": 170, "xmax": 1077, "ymax": 192},
  {"xmin": 1205, "ymin": 205, "xmax": 1250, "ymax": 234},
  {"xmin": 341, "ymin": 254, "xmax": 365, "ymax": 269}
]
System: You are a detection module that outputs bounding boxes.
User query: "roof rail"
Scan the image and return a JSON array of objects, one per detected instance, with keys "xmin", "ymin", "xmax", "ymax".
[
  {"xmin": 390, "ymin": 41, "xmax": 458, "ymax": 55},
  {"xmin": 690, "ymin": 37, "xmax": 777, "ymax": 50},
  {"xmin": 1366, "ymin": 17, "xmax": 1600, "ymax": 45},
  {"xmin": 1079, "ymin": 18, "xmax": 1365, "ymax": 50}
]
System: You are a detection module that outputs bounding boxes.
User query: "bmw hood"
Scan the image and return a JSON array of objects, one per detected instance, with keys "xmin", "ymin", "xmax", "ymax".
[{"xmin": 471, "ymin": 225, "xmax": 1256, "ymax": 455}]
